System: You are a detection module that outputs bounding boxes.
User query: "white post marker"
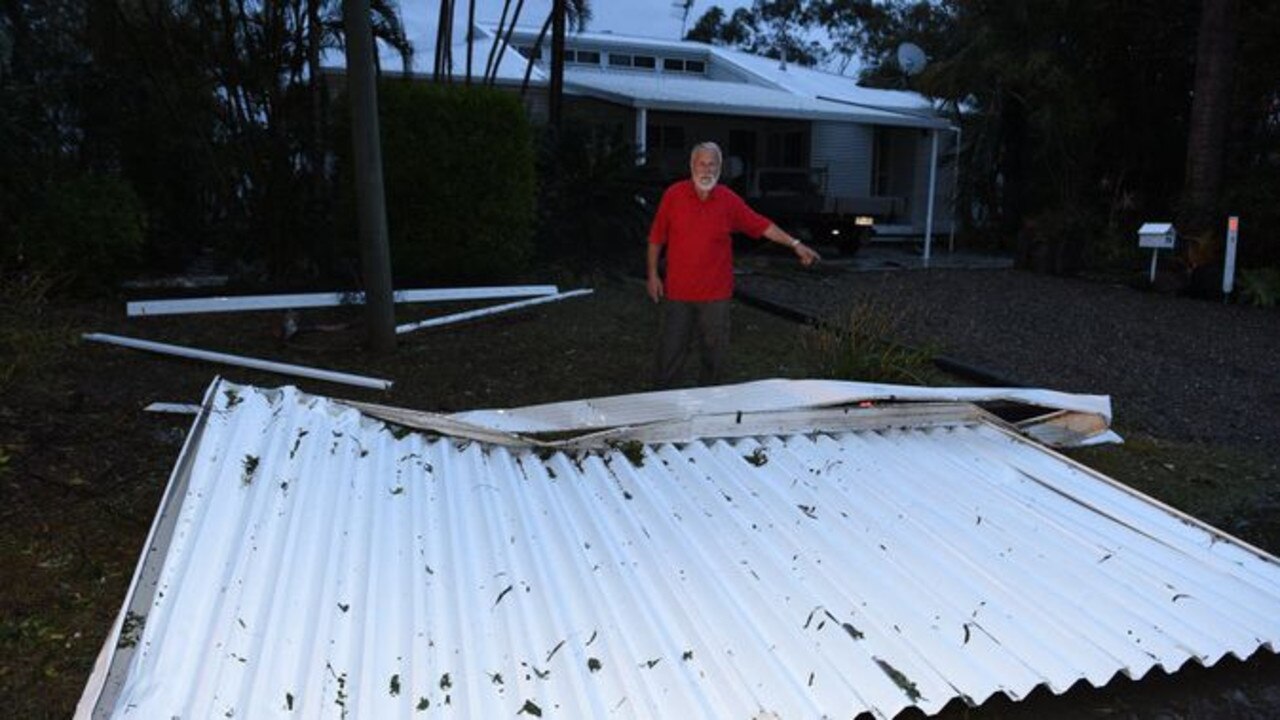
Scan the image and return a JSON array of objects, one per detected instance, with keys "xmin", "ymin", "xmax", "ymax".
[
  {"xmin": 82, "ymin": 333, "xmax": 393, "ymax": 390},
  {"xmin": 923, "ymin": 128, "xmax": 939, "ymax": 267},
  {"xmin": 1223, "ymin": 215, "xmax": 1239, "ymax": 297}
]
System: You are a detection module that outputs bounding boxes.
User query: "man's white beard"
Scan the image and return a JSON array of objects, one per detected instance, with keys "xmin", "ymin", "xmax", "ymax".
[{"xmin": 694, "ymin": 174, "xmax": 719, "ymax": 192}]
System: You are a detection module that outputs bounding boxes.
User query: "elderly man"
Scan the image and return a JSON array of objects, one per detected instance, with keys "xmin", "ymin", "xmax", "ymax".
[{"xmin": 647, "ymin": 141, "xmax": 820, "ymax": 388}]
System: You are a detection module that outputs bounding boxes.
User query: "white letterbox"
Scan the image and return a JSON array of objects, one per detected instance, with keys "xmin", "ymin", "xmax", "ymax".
[{"xmin": 1138, "ymin": 222, "xmax": 1177, "ymax": 249}]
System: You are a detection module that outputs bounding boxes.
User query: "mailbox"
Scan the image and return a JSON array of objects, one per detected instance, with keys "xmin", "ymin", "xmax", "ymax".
[{"xmin": 1138, "ymin": 222, "xmax": 1177, "ymax": 249}]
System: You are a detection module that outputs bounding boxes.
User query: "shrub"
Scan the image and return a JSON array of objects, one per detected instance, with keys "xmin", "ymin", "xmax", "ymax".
[
  {"xmin": 0, "ymin": 273, "xmax": 69, "ymax": 392},
  {"xmin": 10, "ymin": 174, "xmax": 146, "ymax": 295},
  {"xmin": 803, "ymin": 301, "xmax": 938, "ymax": 385},
  {"xmin": 1238, "ymin": 267, "xmax": 1280, "ymax": 308},
  {"xmin": 1015, "ymin": 203, "xmax": 1100, "ymax": 276},
  {"xmin": 337, "ymin": 82, "xmax": 536, "ymax": 284},
  {"xmin": 535, "ymin": 122, "xmax": 652, "ymax": 273}
]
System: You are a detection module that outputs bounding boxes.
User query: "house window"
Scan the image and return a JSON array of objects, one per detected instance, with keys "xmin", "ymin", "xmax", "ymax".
[
  {"xmin": 647, "ymin": 124, "xmax": 686, "ymax": 151},
  {"xmin": 766, "ymin": 131, "xmax": 807, "ymax": 168},
  {"xmin": 662, "ymin": 57, "xmax": 706, "ymax": 74},
  {"xmin": 568, "ymin": 50, "xmax": 600, "ymax": 65}
]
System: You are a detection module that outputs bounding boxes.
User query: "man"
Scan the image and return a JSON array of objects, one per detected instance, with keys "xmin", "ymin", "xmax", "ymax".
[{"xmin": 647, "ymin": 141, "xmax": 820, "ymax": 388}]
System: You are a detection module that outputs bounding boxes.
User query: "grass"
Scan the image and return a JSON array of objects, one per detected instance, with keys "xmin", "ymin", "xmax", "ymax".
[{"xmin": 1, "ymin": 271, "xmax": 1276, "ymax": 718}]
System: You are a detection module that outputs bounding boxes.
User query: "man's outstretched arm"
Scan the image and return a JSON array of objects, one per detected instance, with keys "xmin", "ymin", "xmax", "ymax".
[{"xmin": 762, "ymin": 224, "xmax": 821, "ymax": 266}]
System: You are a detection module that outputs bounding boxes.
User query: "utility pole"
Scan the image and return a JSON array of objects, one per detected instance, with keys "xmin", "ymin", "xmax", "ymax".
[{"xmin": 342, "ymin": 0, "xmax": 397, "ymax": 354}]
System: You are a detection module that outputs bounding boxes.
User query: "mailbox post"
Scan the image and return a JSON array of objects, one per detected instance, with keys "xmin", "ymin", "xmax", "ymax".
[{"xmin": 1137, "ymin": 222, "xmax": 1177, "ymax": 283}]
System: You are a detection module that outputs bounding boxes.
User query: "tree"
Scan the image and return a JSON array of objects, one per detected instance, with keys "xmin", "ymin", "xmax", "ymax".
[
  {"xmin": 1179, "ymin": 0, "xmax": 1241, "ymax": 245},
  {"xmin": 686, "ymin": 0, "xmax": 824, "ymax": 67},
  {"xmin": 343, "ymin": 0, "xmax": 396, "ymax": 352}
]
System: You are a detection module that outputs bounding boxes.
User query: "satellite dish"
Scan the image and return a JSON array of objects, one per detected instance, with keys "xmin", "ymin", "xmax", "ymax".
[{"xmin": 896, "ymin": 42, "xmax": 927, "ymax": 76}]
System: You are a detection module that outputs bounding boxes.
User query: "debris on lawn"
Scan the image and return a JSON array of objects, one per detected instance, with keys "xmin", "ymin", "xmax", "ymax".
[
  {"xmin": 82, "ymin": 332, "xmax": 392, "ymax": 391},
  {"xmin": 394, "ymin": 289, "xmax": 594, "ymax": 335},
  {"xmin": 126, "ymin": 285, "xmax": 560, "ymax": 317},
  {"xmin": 143, "ymin": 402, "xmax": 201, "ymax": 414}
]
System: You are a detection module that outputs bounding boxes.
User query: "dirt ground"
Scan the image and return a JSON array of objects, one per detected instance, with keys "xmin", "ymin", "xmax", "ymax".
[{"xmin": 2, "ymin": 268, "xmax": 1277, "ymax": 718}]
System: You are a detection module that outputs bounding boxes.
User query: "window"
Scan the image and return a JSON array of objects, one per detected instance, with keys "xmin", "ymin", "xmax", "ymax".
[
  {"xmin": 662, "ymin": 57, "xmax": 706, "ymax": 74},
  {"xmin": 647, "ymin": 124, "xmax": 686, "ymax": 151},
  {"xmin": 574, "ymin": 50, "xmax": 601, "ymax": 65},
  {"xmin": 608, "ymin": 53, "xmax": 633, "ymax": 67},
  {"xmin": 518, "ymin": 45, "xmax": 542, "ymax": 61},
  {"xmin": 634, "ymin": 55, "xmax": 656, "ymax": 69},
  {"xmin": 766, "ymin": 131, "xmax": 807, "ymax": 168}
]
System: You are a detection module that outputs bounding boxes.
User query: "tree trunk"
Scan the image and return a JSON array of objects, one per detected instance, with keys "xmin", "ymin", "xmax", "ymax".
[
  {"xmin": 342, "ymin": 0, "xmax": 396, "ymax": 354},
  {"xmin": 550, "ymin": 0, "xmax": 565, "ymax": 129},
  {"xmin": 1180, "ymin": 0, "xmax": 1239, "ymax": 239}
]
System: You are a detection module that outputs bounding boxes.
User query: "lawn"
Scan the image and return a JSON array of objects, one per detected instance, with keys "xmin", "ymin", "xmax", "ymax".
[{"xmin": 2, "ymin": 272, "xmax": 1276, "ymax": 718}]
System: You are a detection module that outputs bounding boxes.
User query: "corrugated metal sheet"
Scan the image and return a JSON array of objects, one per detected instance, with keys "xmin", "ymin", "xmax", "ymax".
[
  {"xmin": 561, "ymin": 71, "xmax": 947, "ymax": 128},
  {"xmin": 80, "ymin": 380, "xmax": 1280, "ymax": 719}
]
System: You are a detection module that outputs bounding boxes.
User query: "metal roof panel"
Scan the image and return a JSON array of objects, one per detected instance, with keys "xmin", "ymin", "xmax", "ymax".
[{"xmin": 79, "ymin": 380, "xmax": 1280, "ymax": 719}]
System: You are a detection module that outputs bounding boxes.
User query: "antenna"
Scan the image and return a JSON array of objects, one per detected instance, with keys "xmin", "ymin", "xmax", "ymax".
[
  {"xmin": 672, "ymin": 0, "xmax": 695, "ymax": 37},
  {"xmin": 896, "ymin": 42, "xmax": 927, "ymax": 76}
]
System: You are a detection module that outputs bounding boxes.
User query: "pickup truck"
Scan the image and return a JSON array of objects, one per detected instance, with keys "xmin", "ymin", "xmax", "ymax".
[{"xmin": 746, "ymin": 167, "xmax": 904, "ymax": 256}]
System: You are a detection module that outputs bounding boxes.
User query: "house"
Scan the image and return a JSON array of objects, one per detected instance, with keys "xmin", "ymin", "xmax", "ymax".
[
  {"xmin": 485, "ymin": 26, "xmax": 958, "ymax": 251},
  {"xmin": 360, "ymin": 26, "xmax": 958, "ymax": 256},
  {"xmin": 78, "ymin": 378, "xmax": 1280, "ymax": 718}
]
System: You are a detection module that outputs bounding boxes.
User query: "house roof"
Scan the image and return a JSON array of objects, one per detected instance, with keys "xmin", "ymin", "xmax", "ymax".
[
  {"xmin": 485, "ymin": 26, "xmax": 950, "ymax": 129},
  {"xmin": 561, "ymin": 69, "xmax": 947, "ymax": 128},
  {"xmin": 78, "ymin": 378, "xmax": 1280, "ymax": 719}
]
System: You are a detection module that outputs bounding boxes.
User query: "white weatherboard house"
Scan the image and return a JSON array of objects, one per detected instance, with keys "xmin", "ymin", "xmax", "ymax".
[
  {"xmin": 79, "ymin": 378, "xmax": 1280, "ymax": 719},
  {"xmin": 430, "ymin": 27, "xmax": 957, "ymax": 252}
]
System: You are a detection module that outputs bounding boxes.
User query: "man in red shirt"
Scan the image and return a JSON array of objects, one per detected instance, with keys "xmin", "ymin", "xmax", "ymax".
[{"xmin": 647, "ymin": 141, "xmax": 821, "ymax": 387}]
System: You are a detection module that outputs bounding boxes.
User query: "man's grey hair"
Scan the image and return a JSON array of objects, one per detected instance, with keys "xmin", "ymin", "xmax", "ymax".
[{"xmin": 690, "ymin": 141, "xmax": 723, "ymax": 165}]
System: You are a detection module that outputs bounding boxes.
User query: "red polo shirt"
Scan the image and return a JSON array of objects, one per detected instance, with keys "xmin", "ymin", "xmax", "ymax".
[{"xmin": 648, "ymin": 180, "xmax": 772, "ymax": 301}]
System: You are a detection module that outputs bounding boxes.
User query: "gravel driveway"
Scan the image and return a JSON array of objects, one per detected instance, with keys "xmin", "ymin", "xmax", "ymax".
[{"xmin": 736, "ymin": 263, "xmax": 1280, "ymax": 447}]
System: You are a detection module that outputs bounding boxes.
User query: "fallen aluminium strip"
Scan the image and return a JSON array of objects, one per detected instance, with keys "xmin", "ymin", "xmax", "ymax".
[
  {"xmin": 395, "ymin": 288, "xmax": 594, "ymax": 335},
  {"xmin": 144, "ymin": 402, "xmax": 202, "ymax": 414},
  {"xmin": 126, "ymin": 285, "xmax": 560, "ymax": 317},
  {"xmin": 82, "ymin": 333, "xmax": 392, "ymax": 391}
]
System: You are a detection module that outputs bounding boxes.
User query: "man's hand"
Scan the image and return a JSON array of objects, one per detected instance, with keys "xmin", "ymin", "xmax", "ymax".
[
  {"xmin": 647, "ymin": 274, "xmax": 664, "ymax": 303},
  {"xmin": 794, "ymin": 241, "xmax": 821, "ymax": 267}
]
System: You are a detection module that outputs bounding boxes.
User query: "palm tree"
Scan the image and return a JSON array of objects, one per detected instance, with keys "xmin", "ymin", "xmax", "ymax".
[{"xmin": 1179, "ymin": 0, "xmax": 1240, "ymax": 245}]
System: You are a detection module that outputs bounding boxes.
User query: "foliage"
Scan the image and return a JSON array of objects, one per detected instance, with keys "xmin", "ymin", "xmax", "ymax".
[
  {"xmin": 534, "ymin": 123, "xmax": 653, "ymax": 272},
  {"xmin": 338, "ymin": 81, "xmax": 537, "ymax": 283},
  {"xmin": 1238, "ymin": 267, "xmax": 1280, "ymax": 308},
  {"xmin": 802, "ymin": 300, "xmax": 938, "ymax": 384},
  {"xmin": 690, "ymin": 0, "xmax": 1280, "ymax": 276},
  {"xmin": 686, "ymin": 0, "xmax": 825, "ymax": 66},
  {"xmin": 10, "ymin": 175, "xmax": 147, "ymax": 294},
  {"xmin": 0, "ymin": 0, "xmax": 415, "ymax": 291},
  {"xmin": 0, "ymin": 274, "xmax": 69, "ymax": 392}
]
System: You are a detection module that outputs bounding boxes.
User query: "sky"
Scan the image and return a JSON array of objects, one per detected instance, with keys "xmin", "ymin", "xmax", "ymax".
[{"xmin": 398, "ymin": 0, "xmax": 755, "ymax": 70}]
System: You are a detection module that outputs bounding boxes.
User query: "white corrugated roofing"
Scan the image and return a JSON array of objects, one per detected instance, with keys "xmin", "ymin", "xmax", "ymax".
[
  {"xmin": 562, "ymin": 70, "xmax": 945, "ymax": 128},
  {"xmin": 79, "ymin": 379, "xmax": 1280, "ymax": 719},
  {"xmin": 491, "ymin": 25, "xmax": 947, "ymax": 128}
]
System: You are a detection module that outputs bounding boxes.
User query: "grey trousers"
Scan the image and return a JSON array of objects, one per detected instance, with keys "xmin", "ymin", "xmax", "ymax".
[{"xmin": 654, "ymin": 299, "xmax": 731, "ymax": 388}]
